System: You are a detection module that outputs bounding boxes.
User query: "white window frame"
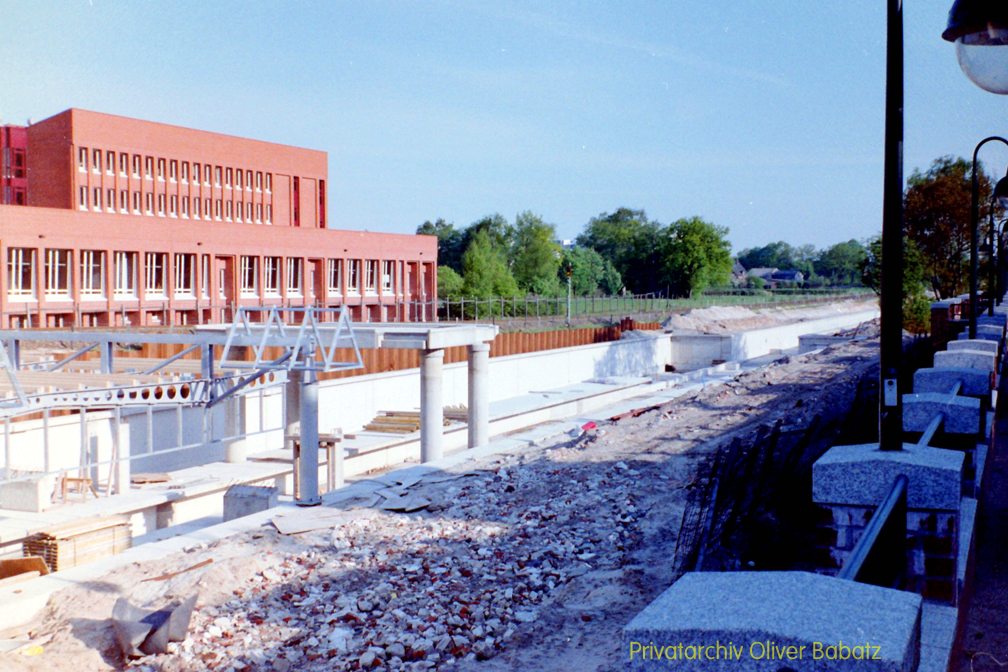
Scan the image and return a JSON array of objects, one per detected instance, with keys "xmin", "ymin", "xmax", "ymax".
[
  {"xmin": 263, "ymin": 256, "xmax": 281, "ymax": 297},
  {"xmin": 92, "ymin": 149, "xmax": 101, "ymax": 174},
  {"xmin": 381, "ymin": 260, "xmax": 395, "ymax": 294},
  {"xmin": 365, "ymin": 260, "xmax": 378, "ymax": 294},
  {"xmin": 169, "ymin": 160, "xmax": 177, "ymax": 182},
  {"xmin": 106, "ymin": 188, "xmax": 115, "ymax": 212},
  {"xmin": 8, "ymin": 248, "xmax": 36, "ymax": 301},
  {"xmin": 157, "ymin": 193, "xmax": 165, "ymax": 216},
  {"xmin": 114, "ymin": 251, "xmax": 136, "ymax": 298},
  {"xmin": 80, "ymin": 250, "xmax": 105, "ymax": 299},
  {"xmin": 45, "ymin": 249, "xmax": 72, "ymax": 300},
  {"xmin": 348, "ymin": 260, "xmax": 361, "ymax": 294},
  {"xmin": 286, "ymin": 257, "xmax": 302, "ymax": 296},
  {"xmin": 240, "ymin": 256, "xmax": 258, "ymax": 297},
  {"xmin": 93, "ymin": 187, "xmax": 102, "ymax": 211},
  {"xmin": 201, "ymin": 255, "xmax": 210, "ymax": 299},
  {"xmin": 78, "ymin": 147, "xmax": 87, "ymax": 172},
  {"xmin": 106, "ymin": 151, "xmax": 114, "ymax": 175},
  {"xmin": 174, "ymin": 253, "xmax": 195, "ymax": 298},
  {"xmin": 144, "ymin": 252, "xmax": 167, "ymax": 299},
  {"xmin": 327, "ymin": 259, "xmax": 342, "ymax": 294},
  {"xmin": 157, "ymin": 158, "xmax": 166, "ymax": 181},
  {"xmin": 79, "ymin": 186, "xmax": 87, "ymax": 210},
  {"xmin": 181, "ymin": 161, "xmax": 189, "ymax": 183}
]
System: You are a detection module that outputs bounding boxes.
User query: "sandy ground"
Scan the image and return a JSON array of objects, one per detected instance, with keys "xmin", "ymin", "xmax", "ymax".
[{"xmin": 0, "ymin": 319, "xmax": 879, "ymax": 672}]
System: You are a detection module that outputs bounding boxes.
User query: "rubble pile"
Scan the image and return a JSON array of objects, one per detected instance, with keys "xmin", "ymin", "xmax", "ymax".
[{"xmin": 146, "ymin": 454, "xmax": 656, "ymax": 672}]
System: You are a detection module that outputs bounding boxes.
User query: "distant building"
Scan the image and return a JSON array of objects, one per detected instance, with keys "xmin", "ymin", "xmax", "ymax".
[{"xmin": 0, "ymin": 109, "xmax": 437, "ymax": 328}]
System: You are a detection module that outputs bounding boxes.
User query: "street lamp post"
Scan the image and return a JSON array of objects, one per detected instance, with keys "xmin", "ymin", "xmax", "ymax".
[
  {"xmin": 878, "ymin": 0, "xmax": 1008, "ymax": 452},
  {"xmin": 968, "ymin": 137, "xmax": 1008, "ymax": 334}
]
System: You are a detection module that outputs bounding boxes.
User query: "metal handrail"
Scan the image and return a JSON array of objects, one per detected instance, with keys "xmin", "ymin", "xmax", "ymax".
[{"xmin": 838, "ymin": 474, "xmax": 908, "ymax": 589}]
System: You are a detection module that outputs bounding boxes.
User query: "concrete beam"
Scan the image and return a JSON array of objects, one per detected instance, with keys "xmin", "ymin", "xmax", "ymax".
[
  {"xmin": 420, "ymin": 348, "xmax": 444, "ymax": 463},
  {"xmin": 902, "ymin": 393, "xmax": 980, "ymax": 434},
  {"xmin": 946, "ymin": 339, "xmax": 997, "ymax": 355},
  {"xmin": 913, "ymin": 367, "xmax": 990, "ymax": 398},
  {"xmin": 467, "ymin": 342, "xmax": 490, "ymax": 450},
  {"xmin": 933, "ymin": 349, "xmax": 996, "ymax": 373}
]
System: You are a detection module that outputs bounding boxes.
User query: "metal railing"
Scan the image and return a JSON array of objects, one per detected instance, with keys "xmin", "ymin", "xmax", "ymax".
[{"xmin": 838, "ymin": 474, "xmax": 908, "ymax": 589}]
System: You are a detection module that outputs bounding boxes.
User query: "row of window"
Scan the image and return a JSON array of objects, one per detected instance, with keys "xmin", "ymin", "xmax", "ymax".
[
  {"xmin": 78, "ymin": 146, "xmax": 273, "ymax": 192},
  {"xmin": 7, "ymin": 250, "xmax": 400, "ymax": 301},
  {"xmin": 2, "ymin": 147, "xmax": 26, "ymax": 179},
  {"xmin": 78, "ymin": 187, "xmax": 273, "ymax": 223}
]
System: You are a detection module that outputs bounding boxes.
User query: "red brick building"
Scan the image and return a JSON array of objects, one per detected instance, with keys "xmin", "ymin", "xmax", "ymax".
[{"xmin": 0, "ymin": 109, "xmax": 436, "ymax": 328}]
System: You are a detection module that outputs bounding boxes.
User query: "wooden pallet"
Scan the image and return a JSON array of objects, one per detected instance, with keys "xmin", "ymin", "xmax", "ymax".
[{"xmin": 23, "ymin": 515, "xmax": 132, "ymax": 573}]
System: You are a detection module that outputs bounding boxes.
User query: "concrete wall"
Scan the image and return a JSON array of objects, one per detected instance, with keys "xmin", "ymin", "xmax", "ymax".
[{"xmin": 670, "ymin": 308, "xmax": 879, "ymax": 370}]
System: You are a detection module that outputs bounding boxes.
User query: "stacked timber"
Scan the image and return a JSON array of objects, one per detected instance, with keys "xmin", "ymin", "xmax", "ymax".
[
  {"xmin": 23, "ymin": 515, "xmax": 132, "ymax": 572},
  {"xmin": 444, "ymin": 405, "xmax": 468, "ymax": 422},
  {"xmin": 364, "ymin": 410, "xmax": 455, "ymax": 434}
]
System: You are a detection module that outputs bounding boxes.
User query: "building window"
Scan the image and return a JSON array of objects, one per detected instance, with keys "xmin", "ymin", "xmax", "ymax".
[
  {"xmin": 286, "ymin": 257, "xmax": 302, "ymax": 296},
  {"xmin": 265, "ymin": 173, "xmax": 272, "ymax": 192},
  {"xmin": 181, "ymin": 196, "xmax": 188, "ymax": 217},
  {"xmin": 145, "ymin": 156, "xmax": 153, "ymax": 179},
  {"xmin": 265, "ymin": 204, "xmax": 272, "ymax": 224},
  {"xmin": 93, "ymin": 187, "xmax": 101, "ymax": 211},
  {"xmin": 201, "ymin": 255, "xmax": 210, "ymax": 299},
  {"xmin": 214, "ymin": 166, "xmax": 222, "ymax": 187},
  {"xmin": 106, "ymin": 188, "xmax": 114, "ymax": 211},
  {"xmin": 381, "ymin": 260, "xmax": 394, "ymax": 293},
  {"xmin": 293, "ymin": 176, "xmax": 300, "ymax": 226},
  {"xmin": 236, "ymin": 202, "xmax": 243, "ymax": 221},
  {"xmin": 78, "ymin": 147, "xmax": 87, "ymax": 171},
  {"xmin": 204, "ymin": 166, "xmax": 211, "ymax": 186},
  {"xmin": 145, "ymin": 192, "xmax": 153, "ymax": 215},
  {"xmin": 79, "ymin": 186, "xmax": 87, "ymax": 210},
  {"xmin": 120, "ymin": 190, "xmax": 128, "ymax": 212},
  {"xmin": 327, "ymin": 259, "xmax": 342, "ymax": 293},
  {"xmin": 93, "ymin": 149, "xmax": 101, "ymax": 173},
  {"xmin": 170, "ymin": 195, "xmax": 178, "ymax": 217},
  {"xmin": 144, "ymin": 252, "xmax": 167, "ymax": 298},
  {"xmin": 348, "ymin": 260, "xmax": 361, "ymax": 294},
  {"xmin": 214, "ymin": 199, "xmax": 222, "ymax": 220},
  {"xmin": 80, "ymin": 250, "xmax": 105, "ymax": 298},
  {"xmin": 169, "ymin": 160, "xmax": 177, "ymax": 182},
  {"xmin": 235, "ymin": 169, "xmax": 242, "ymax": 190},
  {"xmin": 193, "ymin": 198, "xmax": 201, "ymax": 219},
  {"xmin": 174, "ymin": 253, "xmax": 195, "ymax": 297},
  {"xmin": 255, "ymin": 203, "xmax": 262, "ymax": 222},
  {"xmin": 225, "ymin": 167, "xmax": 232, "ymax": 187},
  {"xmin": 8, "ymin": 248, "xmax": 35, "ymax": 300},
  {"xmin": 319, "ymin": 179, "xmax": 326, "ymax": 227},
  {"xmin": 181, "ymin": 161, "xmax": 189, "ymax": 183},
  {"xmin": 45, "ymin": 249, "xmax": 72, "ymax": 299},
  {"xmin": 120, "ymin": 153, "xmax": 128, "ymax": 176},
  {"xmin": 256, "ymin": 171, "xmax": 262, "ymax": 191},
  {"xmin": 192, "ymin": 163, "xmax": 200, "ymax": 183},
  {"xmin": 206, "ymin": 198, "xmax": 212, "ymax": 218},
  {"xmin": 157, "ymin": 193, "xmax": 165, "ymax": 216},
  {"xmin": 157, "ymin": 158, "xmax": 166, "ymax": 181},
  {"xmin": 132, "ymin": 154, "xmax": 141, "ymax": 177},
  {"xmin": 264, "ymin": 257, "xmax": 281, "ymax": 297},
  {"xmin": 225, "ymin": 200, "xmax": 232, "ymax": 220},
  {"xmin": 114, "ymin": 252, "xmax": 136, "ymax": 297},
  {"xmin": 246, "ymin": 170, "xmax": 252, "ymax": 191},
  {"xmin": 240, "ymin": 256, "xmax": 258, "ymax": 297},
  {"xmin": 365, "ymin": 260, "xmax": 378, "ymax": 293},
  {"xmin": 132, "ymin": 191, "xmax": 140, "ymax": 213},
  {"xmin": 106, "ymin": 151, "xmax": 114, "ymax": 174}
]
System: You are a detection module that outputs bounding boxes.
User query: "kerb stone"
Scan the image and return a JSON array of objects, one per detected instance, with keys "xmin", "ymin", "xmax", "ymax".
[
  {"xmin": 913, "ymin": 367, "xmax": 990, "ymax": 397},
  {"xmin": 813, "ymin": 443, "xmax": 963, "ymax": 511},
  {"xmin": 933, "ymin": 350, "xmax": 996, "ymax": 373},
  {"xmin": 623, "ymin": 571, "xmax": 921, "ymax": 672},
  {"xmin": 902, "ymin": 393, "xmax": 980, "ymax": 434}
]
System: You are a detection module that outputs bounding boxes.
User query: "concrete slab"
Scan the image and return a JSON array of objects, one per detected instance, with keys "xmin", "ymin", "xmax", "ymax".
[
  {"xmin": 947, "ymin": 340, "xmax": 998, "ymax": 354},
  {"xmin": 920, "ymin": 603, "xmax": 958, "ymax": 672},
  {"xmin": 623, "ymin": 572, "xmax": 920, "ymax": 672},
  {"xmin": 913, "ymin": 367, "xmax": 991, "ymax": 397},
  {"xmin": 934, "ymin": 349, "xmax": 997, "ymax": 373},
  {"xmin": 813, "ymin": 443, "xmax": 964, "ymax": 511},
  {"xmin": 902, "ymin": 393, "xmax": 980, "ymax": 434}
]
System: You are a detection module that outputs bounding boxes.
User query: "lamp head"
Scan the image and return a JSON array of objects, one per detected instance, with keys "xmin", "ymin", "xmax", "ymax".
[
  {"xmin": 944, "ymin": 0, "xmax": 1008, "ymax": 94},
  {"xmin": 995, "ymin": 176, "xmax": 1008, "ymax": 209}
]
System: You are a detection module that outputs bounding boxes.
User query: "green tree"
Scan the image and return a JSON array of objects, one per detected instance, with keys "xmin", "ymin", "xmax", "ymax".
[
  {"xmin": 576, "ymin": 208, "xmax": 663, "ymax": 293},
  {"xmin": 903, "ymin": 156, "xmax": 994, "ymax": 299},
  {"xmin": 461, "ymin": 229, "xmax": 519, "ymax": 299},
  {"xmin": 737, "ymin": 241, "xmax": 810, "ymax": 274},
  {"xmin": 437, "ymin": 265, "xmax": 463, "ymax": 298},
  {"xmin": 417, "ymin": 218, "xmax": 466, "ymax": 273},
  {"xmin": 861, "ymin": 234, "xmax": 931, "ymax": 333},
  {"xmin": 661, "ymin": 217, "xmax": 733, "ymax": 296},
  {"xmin": 561, "ymin": 246, "xmax": 622, "ymax": 296},
  {"xmin": 465, "ymin": 213, "xmax": 515, "ymax": 253},
  {"xmin": 814, "ymin": 239, "xmax": 867, "ymax": 285},
  {"xmin": 510, "ymin": 211, "xmax": 562, "ymax": 295}
]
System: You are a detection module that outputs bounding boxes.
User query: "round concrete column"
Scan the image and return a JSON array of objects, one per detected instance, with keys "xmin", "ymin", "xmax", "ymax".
[
  {"xmin": 420, "ymin": 348, "xmax": 445, "ymax": 463},
  {"xmin": 467, "ymin": 342, "xmax": 491, "ymax": 450},
  {"xmin": 297, "ymin": 364, "xmax": 321, "ymax": 506},
  {"xmin": 224, "ymin": 394, "xmax": 247, "ymax": 463}
]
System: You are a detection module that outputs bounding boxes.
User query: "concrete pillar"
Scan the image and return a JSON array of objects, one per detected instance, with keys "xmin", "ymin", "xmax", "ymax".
[
  {"xmin": 467, "ymin": 342, "xmax": 490, "ymax": 450},
  {"xmin": 297, "ymin": 360, "xmax": 321, "ymax": 506},
  {"xmin": 420, "ymin": 348, "xmax": 444, "ymax": 463},
  {"xmin": 224, "ymin": 394, "xmax": 246, "ymax": 463}
]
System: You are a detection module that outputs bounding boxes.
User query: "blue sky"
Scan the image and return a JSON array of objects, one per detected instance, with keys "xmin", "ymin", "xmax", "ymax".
[{"xmin": 2, "ymin": 1, "xmax": 1008, "ymax": 253}]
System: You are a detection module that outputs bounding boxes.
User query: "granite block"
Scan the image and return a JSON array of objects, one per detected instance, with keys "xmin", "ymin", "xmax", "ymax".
[
  {"xmin": 812, "ymin": 443, "xmax": 963, "ymax": 511},
  {"xmin": 223, "ymin": 484, "xmax": 278, "ymax": 522},
  {"xmin": 913, "ymin": 367, "xmax": 990, "ymax": 397},
  {"xmin": 624, "ymin": 572, "xmax": 921, "ymax": 672},
  {"xmin": 946, "ymin": 339, "xmax": 997, "ymax": 354},
  {"xmin": 933, "ymin": 350, "xmax": 996, "ymax": 372},
  {"xmin": 902, "ymin": 393, "xmax": 980, "ymax": 434}
]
